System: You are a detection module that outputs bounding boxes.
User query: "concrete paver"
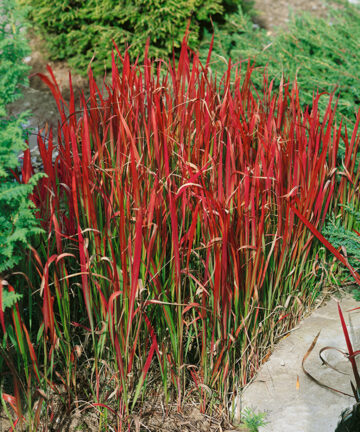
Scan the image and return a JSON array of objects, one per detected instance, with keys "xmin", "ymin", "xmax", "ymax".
[{"xmin": 239, "ymin": 295, "xmax": 360, "ymax": 431}]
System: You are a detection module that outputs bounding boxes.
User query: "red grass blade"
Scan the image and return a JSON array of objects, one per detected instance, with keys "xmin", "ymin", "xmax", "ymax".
[{"xmin": 338, "ymin": 302, "xmax": 360, "ymax": 392}]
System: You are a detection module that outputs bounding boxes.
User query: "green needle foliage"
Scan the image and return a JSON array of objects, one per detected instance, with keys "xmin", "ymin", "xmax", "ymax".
[
  {"xmin": 323, "ymin": 204, "xmax": 360, "ymax": 297},
  {"xmin": 200, "ymin": 0, "xmax": 360, "ymax": 124},
  {"xmin": 20, "ymin": 0, "xmax": 243, "ymax": 75},
  {"xmin": 0, "ymin": 0, "xmax": 44, "ymax": 276}
]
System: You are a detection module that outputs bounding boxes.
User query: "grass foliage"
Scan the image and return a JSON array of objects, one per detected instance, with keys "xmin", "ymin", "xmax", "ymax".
[
  {"xmin": 1, "ymin": 38, "xmax": 359, "ymax": 429},
  {"xmin": 3, "ymin": 0, "xmax": 360, "ymax": 429}
]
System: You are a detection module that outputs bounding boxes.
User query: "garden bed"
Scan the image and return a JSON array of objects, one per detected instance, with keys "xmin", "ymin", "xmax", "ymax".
[{"xmin": 2, "ymin": 1, "xmax": 360, "ymax": 431}]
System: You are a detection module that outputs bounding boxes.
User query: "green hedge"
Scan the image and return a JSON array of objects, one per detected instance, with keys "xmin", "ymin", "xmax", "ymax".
[{"xmin": 21, "ymin": 0, "xmax": 243, "ymax": 75}]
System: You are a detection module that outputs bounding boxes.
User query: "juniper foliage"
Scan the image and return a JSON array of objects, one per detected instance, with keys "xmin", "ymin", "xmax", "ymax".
[
  {"xmin": 322, "ymin": 205, "xmax": 360, "ymax": 297},
  {"xmin": 201, "ymin": 0, "xmax": 360, "ymax": 124}
]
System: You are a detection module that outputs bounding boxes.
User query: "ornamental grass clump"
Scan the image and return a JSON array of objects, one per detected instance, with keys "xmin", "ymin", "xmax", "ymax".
[{"xmin": 1, "ymin": 39, "xmax": 359, "ymax": 429}]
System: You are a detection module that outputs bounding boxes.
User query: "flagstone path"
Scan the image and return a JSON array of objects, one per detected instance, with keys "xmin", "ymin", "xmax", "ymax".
[{"xmin": 238, "ymin": 294, "xmax": 360, "ymax": 431}]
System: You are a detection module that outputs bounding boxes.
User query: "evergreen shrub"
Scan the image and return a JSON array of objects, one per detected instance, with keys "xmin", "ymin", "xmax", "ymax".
[{"xmin": 21, "ymin": 0, "xmax": 243, "ymax": 75}]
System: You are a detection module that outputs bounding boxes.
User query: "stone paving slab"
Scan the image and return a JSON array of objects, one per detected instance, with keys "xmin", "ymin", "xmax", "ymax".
[{"xmin": 239, "ymin": 295, "xmax": 360, "ymax": 431}]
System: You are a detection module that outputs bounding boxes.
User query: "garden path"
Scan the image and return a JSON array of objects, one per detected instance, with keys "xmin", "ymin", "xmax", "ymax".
[{"xmin": 239, "ymin": 294, "xmax": 360, "ymax": 431}]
